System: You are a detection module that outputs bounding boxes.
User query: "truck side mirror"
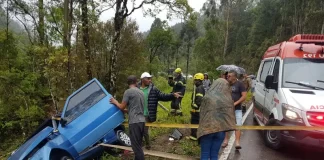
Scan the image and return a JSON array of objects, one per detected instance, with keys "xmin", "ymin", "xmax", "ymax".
[{"xmin": 265, "ymin": 75, "xmax": 274, "ymax": 89}]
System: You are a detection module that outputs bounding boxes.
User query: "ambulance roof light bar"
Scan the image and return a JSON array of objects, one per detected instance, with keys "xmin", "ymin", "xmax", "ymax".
[
  {"xmin": 289, "ymin": 34, "xmax": 324, "ymax": 44},
  {"xmin": 288, "ymin": 34, "xmax": 324, "ymax": 51}
]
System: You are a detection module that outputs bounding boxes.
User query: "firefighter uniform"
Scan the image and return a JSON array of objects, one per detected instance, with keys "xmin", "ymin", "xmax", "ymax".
[
  {"xmin": 168, "ymin": 68, "xmax": 186, "ymax": 116},
  {"xmin": 189, "ymin": 73, "xmax": 205, "ymax": 140}
]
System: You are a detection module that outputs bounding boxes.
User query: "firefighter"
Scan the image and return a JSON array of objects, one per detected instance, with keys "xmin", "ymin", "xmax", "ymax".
[
  {"xmin": 168, "ymin": 68, "xmax": 186, "ymax": 116},
  {"xmin": 189, "ymin": 73, "xmax": 205, "ymax": 140}
]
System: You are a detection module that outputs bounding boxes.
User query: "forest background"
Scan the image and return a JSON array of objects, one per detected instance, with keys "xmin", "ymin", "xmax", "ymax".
[{"xmin": 1, "ymin": 0, "xmax": 324, "ymax": 158}]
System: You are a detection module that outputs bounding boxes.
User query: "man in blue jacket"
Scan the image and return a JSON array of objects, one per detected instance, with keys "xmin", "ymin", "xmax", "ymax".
[{"xmin": 138, "ymin": 72, "xmax": 181, "ymax": 149}]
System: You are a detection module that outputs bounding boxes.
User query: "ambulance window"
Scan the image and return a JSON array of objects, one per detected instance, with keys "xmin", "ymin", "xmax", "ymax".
[
  {"xmin": 273, "ymin": 60, "xmax": 280, "ymax": 83},
  {"xmin": 260, "ymin": 61, "xmax": 272, "ymax": 83}
]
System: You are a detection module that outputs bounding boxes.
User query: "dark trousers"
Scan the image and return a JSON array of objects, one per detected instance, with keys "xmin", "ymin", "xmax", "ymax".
[
  {"xmin": 144, "ymin": 126, "xmax": 150, "ymax": 146},
  {"xmin": 144, "ymin": 117, "xmax": 150, "ymax": 146},
  {"xmin": 129, "ymin": 122, "xmax": 145, "ymax": 160},
  {"xmin": 190, "ymin": 112, "xmax": 200, "ymax": 137},
  {"xmin": 171, "ymin": 97, "xmax": 183, "ymax": 110}
]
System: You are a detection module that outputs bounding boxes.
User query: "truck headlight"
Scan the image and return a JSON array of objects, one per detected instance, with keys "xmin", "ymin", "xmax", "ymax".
[{"xmin": 282, "ymin": 103, "xmax": 303, "ymax": 123}]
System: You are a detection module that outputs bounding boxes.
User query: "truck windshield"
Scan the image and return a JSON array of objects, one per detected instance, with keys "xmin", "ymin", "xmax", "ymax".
[{"xmin": 282, "ymin": 58, "xmax": 324, "ymax": 89}]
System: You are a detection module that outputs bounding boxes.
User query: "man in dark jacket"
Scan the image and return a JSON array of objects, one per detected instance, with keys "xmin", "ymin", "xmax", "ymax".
[
  {"xmin": 168, "ymin": 68, "xmax": 186, "ymax": 116},
  {"xmin": 188, "ymin": 73, "xmax": 205, "ymax": 140},
  {"xmin": 138, "ymin": 72, "xmax": 181, "ymax": 149}
]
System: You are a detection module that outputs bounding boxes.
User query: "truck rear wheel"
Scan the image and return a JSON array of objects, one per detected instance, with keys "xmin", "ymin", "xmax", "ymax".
[{"xmin": 263, "ymin": 119, "xmax": 283, "ymax": 150}]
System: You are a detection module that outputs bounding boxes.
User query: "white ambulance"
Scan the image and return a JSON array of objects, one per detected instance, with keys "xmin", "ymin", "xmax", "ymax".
[{"xmin": 253, "ymin": 34, "xmax": 324, "ymax": 149}]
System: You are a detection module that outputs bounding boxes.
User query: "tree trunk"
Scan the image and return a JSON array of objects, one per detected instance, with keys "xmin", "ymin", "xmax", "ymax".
[
  {"xmin": 74, "ymin": 25, "xmax": 80, "ymax": 90},
  {"xmin": 223, "ymin": 1, "xmax": 230, "ymax": 60},
  {"xmin": 167, "ymin": 50, "xmax": 170, "ymax": 73},
  {"xmin": 186, "ymin": 43, "xmax": 190, "ymax": 80},
  {"xmin": 64, "ymin": 0, "xmax": 72, "ymax": 92},
  {"xmin": 6, "ymin": 0, "xmax": 10, "ymax": 69},
  {"xmin": 38, "ymin": 0, "xmax": 45, "ymax": 45},
  {"xmin": 69, "ymin": 0, "xmax": 74, "ymax": 91},
  {"xmin": 6, "ymin": 0, "xmax": 9, "ymax": 38},
  {"xmin": 294, "ymin": 1, "xmax": 297, "ymax": 35},
  {"xmin": 81, "ymin": 0, "xmax": 92, "ymax": 80},
  {"xmin": 175, "ymin": 47, "xmax": 178, "ymax": 68},
  {"xmin": 107, "ymin": 0, "xmax": 126, "ymax": 95},
  {"xmin": 149, "ymin": 50, "xmax": 153, "ymax": 74},
  {"xmin": 108, "ymin": 32, "xmax": 121, "ymax": 95}
]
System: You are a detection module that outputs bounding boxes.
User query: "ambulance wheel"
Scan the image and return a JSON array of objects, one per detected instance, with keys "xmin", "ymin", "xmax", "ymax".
[{"xmin": 263, "ymin": 119, "xmax": 283, "ymax": 150}]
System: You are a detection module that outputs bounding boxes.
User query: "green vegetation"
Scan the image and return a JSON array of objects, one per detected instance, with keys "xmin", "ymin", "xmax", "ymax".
[{"xmin": 1, "ymin": 0, "xmax": 324, "ymax": 159}]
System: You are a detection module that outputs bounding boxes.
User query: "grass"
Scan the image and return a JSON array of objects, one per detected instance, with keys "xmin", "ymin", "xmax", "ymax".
[{"xmin": 151, "ymin": 76, "xmax": 193, "ymax": 137}]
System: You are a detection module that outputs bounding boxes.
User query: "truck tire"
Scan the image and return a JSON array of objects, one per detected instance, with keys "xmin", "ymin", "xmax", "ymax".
[
  {"xmin": 263, "ymin": 119, "xmax": 283, "ymax": 150},
  {"xmin": 116, "ymin": 130, "xmax": 131, "ymax": 147}
]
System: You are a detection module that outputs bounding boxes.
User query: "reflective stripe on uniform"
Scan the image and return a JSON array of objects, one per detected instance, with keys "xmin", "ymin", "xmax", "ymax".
[
  {"xmin": 196, "ymin": 93, "xmax": 203, "ymax": 97},
  {"xmin": 176, "ymin": 110, "xmax": 182, "ymax": 113},
  {"xmin": 192, "ymin": 104, "xmax": 198, "ymax": 108},
  {"xmin": 175, "ymin": 81, "xmax": 184, "ymax": 86},
  {"xmin": 191, "ymin": 109, "xmax": 200, "ymax": 113},
  {"xmin": 192, "ymin": 85, "xmax": 196, "ymax": 103}
]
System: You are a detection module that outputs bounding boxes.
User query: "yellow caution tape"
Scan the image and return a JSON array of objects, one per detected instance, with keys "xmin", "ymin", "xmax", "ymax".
[
  {"xmin": 123, "ymin": 122, "xmax": 324, "ymax": 130},
  {"xmin": 53, "ymin": 117, "xmax": 324, "ymax": 131}
]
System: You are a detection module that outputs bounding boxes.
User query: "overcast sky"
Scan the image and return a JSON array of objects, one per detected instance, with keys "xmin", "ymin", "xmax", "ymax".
[{"xmin": 99, "ymin": 0, "xmax": 205, "ymax": 32}]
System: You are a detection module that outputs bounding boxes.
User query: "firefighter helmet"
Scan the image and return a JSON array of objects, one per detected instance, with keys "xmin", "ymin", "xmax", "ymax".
[
  {"xmin": 175, "ymin": 68, "xmax": 182, "ymax": 73},
  {"xmin": 194, "ymin": 73, "xmax": 204, "ymax": 81}
]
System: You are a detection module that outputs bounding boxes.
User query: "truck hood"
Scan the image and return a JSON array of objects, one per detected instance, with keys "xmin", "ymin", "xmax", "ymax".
[
  {"xmin": 8, "ymin": 126, "xmax": 53, "ymax": 160},
  {"xmin": 282, "ymin": 88, "xmax": 324, "ymax": 112}
]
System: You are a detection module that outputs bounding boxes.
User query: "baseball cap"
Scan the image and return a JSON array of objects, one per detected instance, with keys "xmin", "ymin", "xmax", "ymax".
[{"xmin": 140, "ymin": 72, "xmax": 152, "ymax": 79}]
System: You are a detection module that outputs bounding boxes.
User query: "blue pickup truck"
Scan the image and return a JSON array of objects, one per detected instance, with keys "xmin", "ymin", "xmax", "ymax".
[{"xmin": 8, "ymin": 78, "xmax": 131, "ymax": 160}]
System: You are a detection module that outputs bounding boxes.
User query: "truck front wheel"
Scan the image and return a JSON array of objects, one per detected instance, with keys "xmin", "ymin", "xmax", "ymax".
[
  {"xmin": 263, "ymin": 119, "xmax": 283, "ymax": 150},
  {"xmin": 116, "ymin": 130, "xmax": 131, "ymax": 147}
]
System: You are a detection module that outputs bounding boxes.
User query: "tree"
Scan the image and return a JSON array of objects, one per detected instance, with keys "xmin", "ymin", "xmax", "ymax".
[
  {"xmin": 180, "ymin": 12, "xmax": 199, "ymax": 79},
  {"xmin": 106, "ymin": 0, "xmax": 192, "ymax": 95},
  {"xmin": 81, "ymin": 0, "xmax": 92, "ymax": 80},
  {"xmin": 145, "ymin": 18, "xmax": 173, "ymax": 73}
]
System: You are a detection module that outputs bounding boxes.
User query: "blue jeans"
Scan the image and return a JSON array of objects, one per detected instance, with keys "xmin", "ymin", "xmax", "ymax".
[{"xmin": 200, "ymin": 132, "xmax": 225, "ymax": 160}]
